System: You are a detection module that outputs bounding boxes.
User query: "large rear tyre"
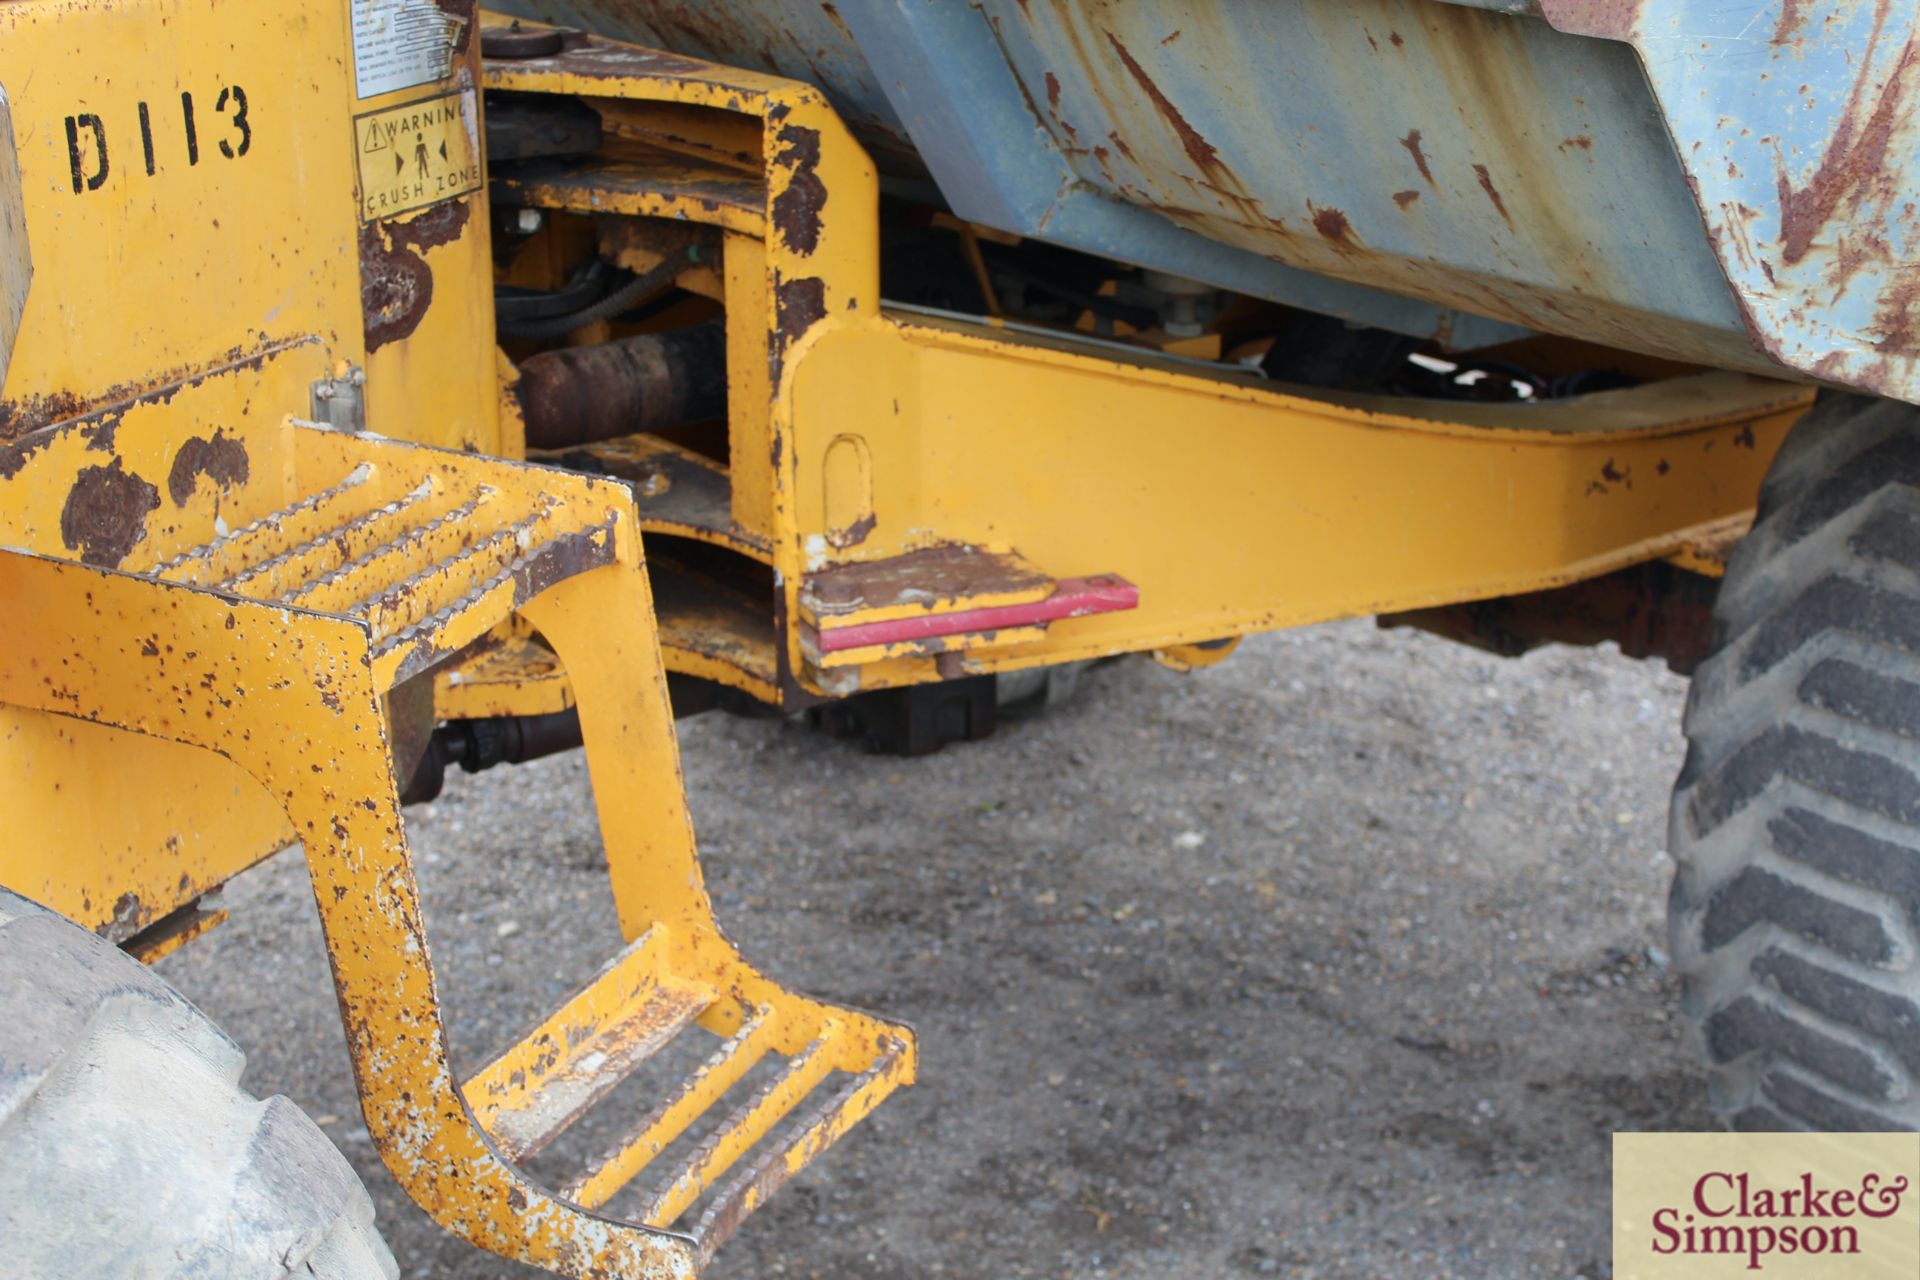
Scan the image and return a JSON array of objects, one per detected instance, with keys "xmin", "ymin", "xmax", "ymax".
[
  {"xmin": 1671, "ymin": 392, "xmax": 1920, "ymax": 1130},
  {"xmin": 0, "ymin": 886, "xmax": 399, "ymax": 1278}
]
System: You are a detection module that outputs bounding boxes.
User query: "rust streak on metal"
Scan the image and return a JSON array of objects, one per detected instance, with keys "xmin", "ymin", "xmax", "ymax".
[
  {"xmin": 60, "ymin": 457, "xmax": 160, "ymax": 568},
  {"xmin": 769, "ymin": 274, "xmax": 827, "ymax": 387},
  {"xmin": 1392, "ymin": 189, "xmax": 1420, "ymax": 209},
  {"xmin": 1400, "ymin": 129, "xmax": 1434, "ymax": 188},
  {"xmin": 1472, "ymin": 163, "xmax": 1512, "ymax": 224},
  {"xmin": 1777, "ymin": 18, "xmax": 1917, "ymax": 266},
  {"xmin": 829, "ymin": 509, "xmax": 876, "ymax": 549},
  {"xmin": 1104, "ymin": 31, "xmax": 1222, "ymax": 178},
  {"xmin": 1873, "ymin": 274, "xmax": 1920, "ymax": 352},
  {"xmin": 0, "ymin": 337, "xmax": 312, "ymax": 443},
  {"xmin": 434, "ymin": 0, "xmax": 476, "ymax": 54},
  {"xmin": 802, "ymin": 543, "xmax": 1049, "ymax": 617},
  {"xmin": 1310, "ymin": 203, "xmax": 1357, "ymax": 246},
  {"xmin": 167, "ymin": 430, "xmax": 250, "ymax": 506},
  {"xmin": 388, "ymin": 198, "xmax": 471, "ymax": 253},
  {"xmin": 1773, "ymin": 0, "xmax": 1811, "ymax": 46}
]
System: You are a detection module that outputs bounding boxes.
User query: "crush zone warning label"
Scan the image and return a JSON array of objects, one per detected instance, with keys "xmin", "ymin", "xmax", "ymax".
[
  {"xmin": 354, "ymin": 90, "xmax": 481, "ymax": 222},
  {"xmin": 351, "ymin": 0, "xmax": 461, "ymax": 99}
]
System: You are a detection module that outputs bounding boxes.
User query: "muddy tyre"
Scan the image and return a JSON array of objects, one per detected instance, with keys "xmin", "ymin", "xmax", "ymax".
[
  {"xmin": 1670, "ymin": 392, "xmax": 1920, "ymax": 1130},
  {"xmin": 0, "ymin": 887, "xmax": 398, "ymax": 1278}
]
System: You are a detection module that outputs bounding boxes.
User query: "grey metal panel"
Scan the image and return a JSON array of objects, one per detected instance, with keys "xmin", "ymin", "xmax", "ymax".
[
  {"xmin": 1540, "ymin": 0, "xmax": 1920, "ymax": 401},
  {"xmin": 838, "ymin": 0, "xmax": 1517, "ymax": 343},
  {"xmin": 934, "ymin": 0, "xmax": 1758, "ymax": 368}
]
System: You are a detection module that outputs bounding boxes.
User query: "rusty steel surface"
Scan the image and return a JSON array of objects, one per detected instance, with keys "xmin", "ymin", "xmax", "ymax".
[
  {"xmin": 799, "ymin": 543, "xmax": 1056, "ymax": 621},
  {"xmin": 1533, "ymin": 0, "xmax": 1920, "ymax": 402},
  {"xmin": 1379, "ymin": 560, "xmax": 1721, "ymax": 675},
  {"xmin": 518, "ymin": 321, "xmax": 726, "ymax": 448},
  {"xmin": 648, "ymin": 556, "xmax": 782, "ymax": 702},
  {"xmin": 540, "ymin": 431, "xmax": 772, "ymax": 558},
  {"xmin": 488, "ymin": 0, "xmax": 1920, "ymax": 401}
]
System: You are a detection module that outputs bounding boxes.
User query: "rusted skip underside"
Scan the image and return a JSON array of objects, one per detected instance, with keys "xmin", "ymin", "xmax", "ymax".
[{"xmin": 490, "ymin": 0, "xmax": 1920, "ymax": 401}]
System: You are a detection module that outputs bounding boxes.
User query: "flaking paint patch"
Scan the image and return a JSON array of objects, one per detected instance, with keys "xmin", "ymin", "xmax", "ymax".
[
  {"xmin": 167, "ymin": 430, "xmax": 250, "ymax": 506},
  {"xmin": 61, "ymin": 457, "xmax": 160, "ymax": 567},
  {"xmin": 770, "ymin": 275, "xmax": 828, "ymax": 387},
  {"xmin": 770, "ymin": 125, "xmax": 826, "ymax": 255},
  {"xmin": 360, "ymin": 222, "xmax": 434, "ymax": 353}
]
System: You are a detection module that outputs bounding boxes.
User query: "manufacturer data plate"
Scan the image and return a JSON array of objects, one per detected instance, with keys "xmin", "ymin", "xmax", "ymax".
[
  {"xmin": 353, "ymin": 90, "xmax": 481, "ymax": 223},
  {"xmin": 351, "ymin": 0, "xmax": 461, "ymax": 99}
]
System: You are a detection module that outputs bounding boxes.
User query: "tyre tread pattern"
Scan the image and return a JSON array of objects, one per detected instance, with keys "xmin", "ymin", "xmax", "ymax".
[{"xmin": 1673, "ymin": 391, "xmax": 1920, "ymax": 1131}]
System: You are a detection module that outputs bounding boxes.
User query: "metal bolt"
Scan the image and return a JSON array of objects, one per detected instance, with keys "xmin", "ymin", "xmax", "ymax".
[{"xmin": 515, "ymin": 208, "xmax": 544, "ymax": 235}]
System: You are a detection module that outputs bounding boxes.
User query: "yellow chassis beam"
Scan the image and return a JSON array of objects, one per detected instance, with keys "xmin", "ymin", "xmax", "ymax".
[{"xmin": 480, "ymin": 20, "xmax": 1808, "ymax": 708}]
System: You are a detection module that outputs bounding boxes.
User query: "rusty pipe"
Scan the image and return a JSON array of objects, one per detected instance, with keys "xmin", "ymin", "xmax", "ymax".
[{"xmin": 516, "ymin": 321, "xmax": 726, "ymax": 450}]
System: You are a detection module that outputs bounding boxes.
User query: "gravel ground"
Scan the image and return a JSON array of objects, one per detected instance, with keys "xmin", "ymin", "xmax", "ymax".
[{"xmin": 159, "ymin": 618, "xmax": 1711, "ymax": 1279}]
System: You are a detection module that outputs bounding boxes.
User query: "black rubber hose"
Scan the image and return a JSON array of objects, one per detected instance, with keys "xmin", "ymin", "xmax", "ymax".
[{"xmin": 497, "ymin": 245, "xmax": 700, "ymax": 341}]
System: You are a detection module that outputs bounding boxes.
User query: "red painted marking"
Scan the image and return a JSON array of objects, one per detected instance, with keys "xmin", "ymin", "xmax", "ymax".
[{"xmin": 813, "ymin": 575, "xmax": 1139, "ymax": 654}]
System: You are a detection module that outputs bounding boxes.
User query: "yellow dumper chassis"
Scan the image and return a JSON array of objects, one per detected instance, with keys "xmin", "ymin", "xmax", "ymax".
[
  {"xmin": 0, "ymin": 2, "xmax": 1817, "ymax": 1274},
  {"xmin": 475, "ymin": 19, "xmax": 1810, "ymax": 725}
]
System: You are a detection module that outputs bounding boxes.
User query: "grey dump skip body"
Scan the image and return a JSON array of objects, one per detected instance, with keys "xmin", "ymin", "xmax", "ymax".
[{"xmin": 488, "ymin": 0, "xmax": 1920, "ymax": 403}]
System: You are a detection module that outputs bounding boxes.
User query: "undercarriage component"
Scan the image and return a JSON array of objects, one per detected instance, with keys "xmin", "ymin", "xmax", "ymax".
[
  {"xmin": 401, "ymin": 707, "xmax": 583, "ymax": 805},
  {"xmin": 0, "ymin": 888, "xmax": 398, "ymax": 1279},
  {"xmin": 1379, "ymin": 562, "xmax": 1719, "ymax": 676},
  {"xmin": 485, "ymin": 91, "xmax": 603, "ymax": 164},
  {"xmin": 496, "ymin": 245, "xmax": 699, "ymax": 342},
  {"xmin": 0, "ymin": 420, "xmax": 913, "ymax": 1276},
  {"xmin": 518, "ymin": 320, "xmax": 726, "ymax": 449},
  {"xmin": 1672, "ymin": 393, "xmax": 1920, "ymax": 1130},
  {"xmin": 808, "ymin": 673, "xmax": 998, "ymax": 757}
]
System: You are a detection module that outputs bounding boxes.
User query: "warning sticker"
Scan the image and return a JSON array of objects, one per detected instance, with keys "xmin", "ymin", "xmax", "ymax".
[
  {"xmin": 351, "ymin": 0, "xmax": 462, "ymax": 99},
  {"xmin": 354, "ymin": 90, "xmax": 482, "ymax": 222}
]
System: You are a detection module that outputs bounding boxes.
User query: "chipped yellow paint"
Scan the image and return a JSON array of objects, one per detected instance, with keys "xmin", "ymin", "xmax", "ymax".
[
  {"xmin": 0, "ymin": 6, "xmax": 907, "ymax": 1273},
  {"xmin": 0, "ymin": 419, "xmax": 913, "ymax": 1275}
]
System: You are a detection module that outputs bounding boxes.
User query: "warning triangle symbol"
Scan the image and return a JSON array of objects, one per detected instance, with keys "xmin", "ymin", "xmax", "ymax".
[{"xmin": 362, "ymin": 121, "xmax": 386, "ymax": 153}]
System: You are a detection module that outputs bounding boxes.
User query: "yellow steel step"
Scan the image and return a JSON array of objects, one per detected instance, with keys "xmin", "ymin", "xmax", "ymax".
[
  {"xmin": 276, "ymin": 486, "xmax": 508, "ymax": 610},
  {"xmin": 638, "ymin": 1033, "xmax": 839, "ymax": 1228},
  {"xmin": 0, "ymin": 416, "xmax": 914, "ymax": 1277},
  {"xmin": 563, "ymin": 1004, "xmax": 782, "ymax": 1209},
  {"xmin": 685, "ymin": 1041, "xmax": 908, "ymax": 1265},
  {"xmin": 465, "ymin": 926, "xmax": 716, "ymax": 1161}
]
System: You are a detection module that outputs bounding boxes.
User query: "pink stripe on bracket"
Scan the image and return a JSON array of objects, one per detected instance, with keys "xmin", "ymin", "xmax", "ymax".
[{"xmin": 813, "ymin": 575, "xmax": 1139, "ymax": 654}]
